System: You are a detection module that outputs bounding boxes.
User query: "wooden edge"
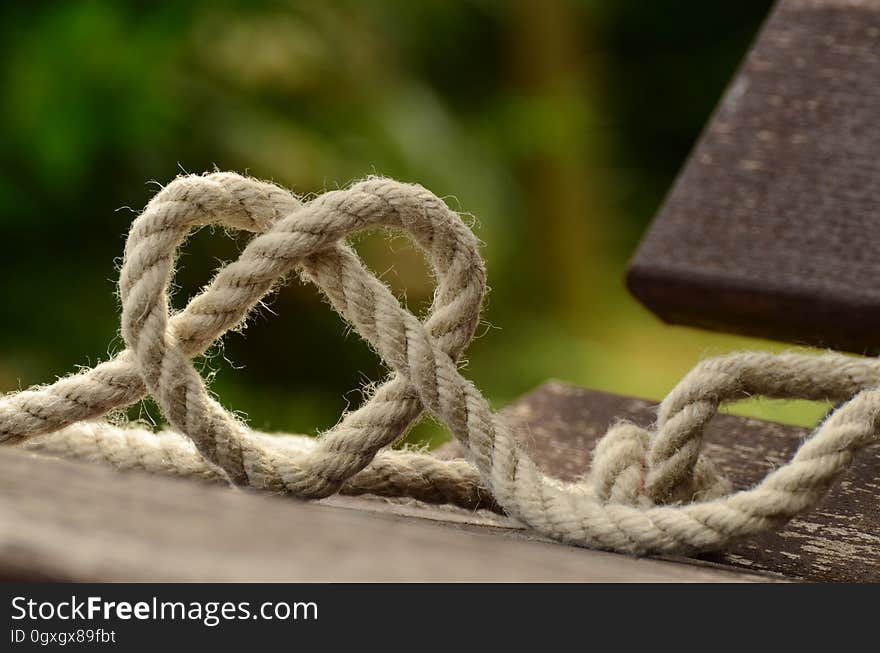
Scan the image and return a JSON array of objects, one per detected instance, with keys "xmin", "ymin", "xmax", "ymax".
[
  {"xmin": 625, "ymin": 264, "xmax": 878, "ymax": 354},
  {"xmin": 0, "ymin": 447, "xmax": 768, "ymax": 583}
]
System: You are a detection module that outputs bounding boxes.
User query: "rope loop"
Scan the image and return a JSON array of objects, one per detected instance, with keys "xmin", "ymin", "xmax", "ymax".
[{"xmin": 4, "ymin": 171, "xmax": 880, "ymax": 555}]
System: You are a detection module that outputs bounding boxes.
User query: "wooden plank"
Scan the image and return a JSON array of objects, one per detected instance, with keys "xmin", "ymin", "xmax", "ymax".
[
  {"xmin": 442, "ymin": 381, "xmax": 877, "ymax": 582},
  {"xmin": 626, "ymin": 0, "xmax": 880, "ymax": 353},
  {"xmin": 0, "ymin": 447, "xmax": 763, "ymax": 582},
  {"xmin": 9, "ymin": 378, "xmax": 873, "ymax": 582}
]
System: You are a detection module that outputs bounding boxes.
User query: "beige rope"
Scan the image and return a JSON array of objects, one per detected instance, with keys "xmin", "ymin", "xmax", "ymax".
[{"xmin": 3, "ymin": 171, "xmax": 880, "ymax": 554}]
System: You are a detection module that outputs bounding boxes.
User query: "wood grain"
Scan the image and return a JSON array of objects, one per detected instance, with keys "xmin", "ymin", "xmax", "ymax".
[
  {"xmin": 0, "ymin": 446, "xmax": 763, "ymax": 582},
  {"xmin": 627, "ymin": 0, "xmax": 880, "ymax": 353}
]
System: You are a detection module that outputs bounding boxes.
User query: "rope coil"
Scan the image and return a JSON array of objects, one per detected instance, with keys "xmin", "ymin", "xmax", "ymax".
[{"xmin": 3, "ymin": 171, "xmax": 880, "ymax": 554}]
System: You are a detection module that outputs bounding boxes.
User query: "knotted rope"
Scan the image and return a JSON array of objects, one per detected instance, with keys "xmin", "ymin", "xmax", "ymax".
[{"xmin": 3, "ymin": 172, "xmax": 880, "ymax": 554}]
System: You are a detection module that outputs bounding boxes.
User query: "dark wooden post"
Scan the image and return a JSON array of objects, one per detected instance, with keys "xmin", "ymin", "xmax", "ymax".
[{"xmin": 627, "ymin": 0, "xmax": 880, "ymax": 353}]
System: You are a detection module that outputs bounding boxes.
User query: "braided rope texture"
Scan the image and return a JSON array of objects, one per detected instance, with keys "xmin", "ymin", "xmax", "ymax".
[{"xmin": 4, "ymin": 171, "xmax": 880, "ymax": 555}]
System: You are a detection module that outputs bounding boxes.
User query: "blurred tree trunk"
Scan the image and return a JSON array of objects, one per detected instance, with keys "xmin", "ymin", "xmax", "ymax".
[{"xmin": 507, "ymin": 0, "xmax": 613, "ymax": 328}]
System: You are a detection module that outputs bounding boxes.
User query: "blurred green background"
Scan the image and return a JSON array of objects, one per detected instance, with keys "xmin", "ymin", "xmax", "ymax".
[{"xmin": 0, "ymin": 0, "xmax": 828, "ymax": 444}]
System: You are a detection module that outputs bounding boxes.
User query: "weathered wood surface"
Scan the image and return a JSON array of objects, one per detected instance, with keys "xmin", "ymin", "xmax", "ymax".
[
  {"xmin": 0, "ymin": 446, "xmax": 763, "ymax": 582},
  {"xmin": 627, "ymin": 0, "xmax": 880, "ymax": 353},
  {"xmin": 475, "ymin": 381, "xmax": 878, "ymax": 582},
  {"xmin": 5, "ymin": 378, "xmax": 876, "ymax": 582}
]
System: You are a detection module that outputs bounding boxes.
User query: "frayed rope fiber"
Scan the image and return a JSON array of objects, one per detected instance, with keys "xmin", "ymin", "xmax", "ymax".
[{"xmin": 3, "ymin": 171, "xmax": 880, "ymax": 554}]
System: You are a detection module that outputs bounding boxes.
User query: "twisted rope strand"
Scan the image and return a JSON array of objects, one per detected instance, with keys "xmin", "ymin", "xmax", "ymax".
[
  {"xmin": 19, "ymin": 422, "xmax": 498, "ymax": 511},
  {"xmin": 3, "ymin": 171, "xmax": 880, "ymax": 555}
]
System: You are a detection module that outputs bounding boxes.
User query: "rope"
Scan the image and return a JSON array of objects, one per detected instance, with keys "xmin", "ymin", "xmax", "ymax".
[{"xmin": 3, "ymin": 171, "xmax": 880, "ymax": 554}]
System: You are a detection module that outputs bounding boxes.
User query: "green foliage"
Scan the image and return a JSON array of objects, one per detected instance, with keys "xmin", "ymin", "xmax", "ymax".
[{"xmin": 2, "ymin": 0, "xmax": 821, "ymax": 446}]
